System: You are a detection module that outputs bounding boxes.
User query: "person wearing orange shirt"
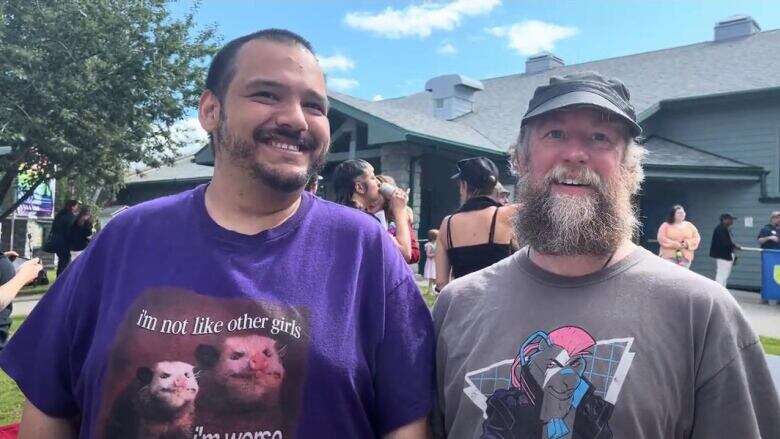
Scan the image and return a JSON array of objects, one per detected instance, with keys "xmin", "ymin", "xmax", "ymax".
[{"xmin": 657, "ymin": 204, "xmax": 701, "ymax": 268}]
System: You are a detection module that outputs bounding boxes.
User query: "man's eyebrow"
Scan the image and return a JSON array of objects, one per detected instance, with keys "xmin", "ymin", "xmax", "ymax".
[
  {"xmin": 243, "ymin": 78, "xmax": 328, "ymax": 109},
  {"xmin": 244, "ymin": 78, "xmax": 285, "ymax": 89}
]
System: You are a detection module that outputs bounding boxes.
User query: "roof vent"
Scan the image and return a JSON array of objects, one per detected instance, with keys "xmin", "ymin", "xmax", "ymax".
[
  {"xmin": 424, "ymin": 74, "xmax": 484, "ymax": 120},
  {"xmin": 525, "ymin": 51, "xmax": 565, "ymax": 75},
  {"xmin": 714, "ymin": 15, "xmax": 760, "ymax": 41}
]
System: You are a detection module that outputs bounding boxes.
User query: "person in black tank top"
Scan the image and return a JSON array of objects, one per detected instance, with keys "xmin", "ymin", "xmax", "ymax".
[
  {"xmin": 446, "ymin": 205, "xmax": 513, "ymax": 279},
  {"xmin": 436, "ymin": 157, "xmax": 517, "ymax": 289}
]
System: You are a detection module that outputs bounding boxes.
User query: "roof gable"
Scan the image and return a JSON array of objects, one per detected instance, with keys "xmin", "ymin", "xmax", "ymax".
[{"xmin": 371, "ymin": 29, "xmax": 780, "ymax": 153}]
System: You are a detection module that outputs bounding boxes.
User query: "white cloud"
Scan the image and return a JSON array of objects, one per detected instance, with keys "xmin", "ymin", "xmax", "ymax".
[
  {"xmin": 486, "ymin": 20, "xmax": 578, "ymax": 55},
  {"xmin": 171, "ymin": 117, "xmax": 208, "ymax": 156},
  {"xmin": 372, "ymin": 94, "xmax": 384, "ymax": 101},
  {"xmin": 317, "ymin": 54, "xmax": 356, "ymax": 72},
  {"xmin": 328, "ymin": 77, "xmax": 360, "ymax": 92},
  {"xmin": 344, "ymin": 0, "xmax": 500, "ymax": 39},
  {"xmin": 437, "ymin": 42, "xmax": 458, "ymax": 55}
]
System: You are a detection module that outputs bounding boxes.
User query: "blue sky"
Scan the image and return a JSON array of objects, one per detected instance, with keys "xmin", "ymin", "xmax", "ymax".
[{"xmin": 169, "ymin": 0, "xmax": 780, "ymax": 102}]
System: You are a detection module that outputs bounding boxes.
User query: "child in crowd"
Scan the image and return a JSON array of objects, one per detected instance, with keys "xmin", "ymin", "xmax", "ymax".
[{"xmin": 424, "ymin": 229, "xmax": 438, "ymax": 294}]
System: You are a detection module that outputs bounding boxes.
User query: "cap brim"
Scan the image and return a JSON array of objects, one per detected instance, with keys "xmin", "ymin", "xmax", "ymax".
[
  {"xmin": 450, "ymin": 172, "xmax": 461, "ymax": 180},
  {"xmin": 523, "ymin": 91, "xmax": 643, "ymax": 137}
]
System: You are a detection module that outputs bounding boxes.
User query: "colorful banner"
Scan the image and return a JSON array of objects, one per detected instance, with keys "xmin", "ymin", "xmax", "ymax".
[{"xmin": 15, "ymin": 172, "xmax": 55, "ymax": 218}]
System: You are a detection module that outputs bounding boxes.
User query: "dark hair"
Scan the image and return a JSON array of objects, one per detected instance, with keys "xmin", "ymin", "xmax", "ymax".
[
  {"xmin": 665, "ymin": 204, "xmax": 685, "ymax": 224},
  {"xmin": 75, "ymin": 206, "xmax": 92, "ymax": 227},
  {"xmin": 57, "ymin": 199, "xmax": 79, "ymax": 216},
  {"xmin": 458, "ymin": 157, "xmax": 498, "ymax": 197},
  {"xmin": 206, "ymin": 29, "xmax": 315, "ymax": 103},
  {"xmin": 332, "ymin": 159, "xmax": 372, "ymax": 208},
  {"xmin": 464, "ymin": 175, "xmax": 497, "ymax": 197}
]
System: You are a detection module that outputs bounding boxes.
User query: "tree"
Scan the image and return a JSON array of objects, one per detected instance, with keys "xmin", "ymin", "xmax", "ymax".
[{"xmin": 0, "ymin": 0, "xmax": 218, "ymax": 219}]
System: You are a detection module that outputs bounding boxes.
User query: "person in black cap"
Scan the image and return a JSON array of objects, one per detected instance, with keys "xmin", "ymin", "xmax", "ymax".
[
  {"xmin": 434, "ymin": 156, "xmax": 519, "ymax": 289},
  {"xmin": 710, "ymin": 213, "xmax": 741, "ymax": 287},
  {"xmin": 432, "ymin": 72, "xmax": 779, "ymax": 439}
]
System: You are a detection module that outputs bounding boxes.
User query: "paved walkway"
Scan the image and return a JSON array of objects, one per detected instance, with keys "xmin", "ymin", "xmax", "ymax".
[
  {"xmin": 10, "ymin": 293, "xmax": 42, "ymax": 317},
  {"xmin": 730, "ymin": 289, "xmax": 780, "ymax": 338}
]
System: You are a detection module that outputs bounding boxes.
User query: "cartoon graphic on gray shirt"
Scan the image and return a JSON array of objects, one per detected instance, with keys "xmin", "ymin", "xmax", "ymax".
[{"xmin": 470, "ymin": 326, "xmax": 634, "ymax": 439}]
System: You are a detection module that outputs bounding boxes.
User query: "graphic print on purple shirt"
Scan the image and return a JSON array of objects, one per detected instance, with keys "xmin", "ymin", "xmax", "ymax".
[
  {"xmin": 0, "ymin": 185, "xmax": 435, "ymax": 438},
  {"xmin": 99, "ymin": 289, "xmax": 308, "ymax": 439}
]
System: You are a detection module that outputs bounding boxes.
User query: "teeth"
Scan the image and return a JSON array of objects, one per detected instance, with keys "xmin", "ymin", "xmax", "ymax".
[
  {"xmin": 559, "ymin": 178, "xmax": 587, "ymax": 186},
  {"xmin": 271, "ymin": 141, "xmax": 300, "ymax": 152}
]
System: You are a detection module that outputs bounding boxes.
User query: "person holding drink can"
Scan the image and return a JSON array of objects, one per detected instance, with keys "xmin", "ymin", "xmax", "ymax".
[{"xmin": 332, "ymin": 159, "xmax": 415, "ymax": 263}]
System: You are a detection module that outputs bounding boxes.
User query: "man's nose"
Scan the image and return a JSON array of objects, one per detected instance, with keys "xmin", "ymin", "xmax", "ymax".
[
  {"xmin": 275, "ymin": 101, "xmax": 308, "ymax": 134},
  {"xmin": 559, "ymin": 136, "xmax": 590, "ymax": 165}
]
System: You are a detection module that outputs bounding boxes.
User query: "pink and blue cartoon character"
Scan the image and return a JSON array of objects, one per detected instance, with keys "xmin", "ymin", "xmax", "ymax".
[{"xmin": 482, "ymin": 326, "xmax": 613, "ymax": 439}]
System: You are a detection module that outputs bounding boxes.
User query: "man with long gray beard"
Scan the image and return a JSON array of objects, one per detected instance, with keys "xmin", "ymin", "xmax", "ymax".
[{"xmin": 432, "ymin": 72, "xmax": 780, "ymax": 439}]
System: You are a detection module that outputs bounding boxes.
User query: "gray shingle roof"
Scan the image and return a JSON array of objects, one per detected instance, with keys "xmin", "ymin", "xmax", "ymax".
[
  {"xmin": 125, "ymin": 154, "xmax": 213, "ymax": 184},
  {"xmin": 329, "ymin": 91, "xmax": 499, "ymax": 153},
  {"xmin": 643, "ymin": 135, "xmax": 763, "ymax": 170},
  {"xmin": 359, "ymin": 29, "xmax": 780, "ymax": 155}
]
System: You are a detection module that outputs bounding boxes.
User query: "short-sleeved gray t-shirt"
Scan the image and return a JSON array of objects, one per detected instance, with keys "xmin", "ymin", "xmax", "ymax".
[{"xmin": 433, "ymin": 246, "xmax": 780, "ymax": 439}]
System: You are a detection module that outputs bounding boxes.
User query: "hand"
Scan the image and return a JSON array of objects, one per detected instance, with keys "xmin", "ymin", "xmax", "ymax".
[
  {"xmin": 387, "ymin": 188, "xmax": 409, "ymax": 214},
  {"xmin": 771, "ymin": 236, "xmax": 779, "ymax": 243},
  {"xmin": 16, "ymin": 258, "xmax": 43, "ymax": 285},
  {"xmin": 3, "ymin": 251, "xmax": 19, "ymax": 261}
]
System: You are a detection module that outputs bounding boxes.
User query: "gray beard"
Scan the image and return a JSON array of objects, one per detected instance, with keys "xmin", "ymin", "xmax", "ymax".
[
  {"xmin": 514, "ymin": 167, "xmax": 637, "ymax": 256},
  {"xmin": 215, "ymin": 121, "xmax": 324, "ymax": 194}
]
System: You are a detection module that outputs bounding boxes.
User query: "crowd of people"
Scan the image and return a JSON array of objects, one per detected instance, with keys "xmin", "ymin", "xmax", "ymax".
[{"xmin": 0, "ymin": 28, "xmax": 778, "ymax": 438}]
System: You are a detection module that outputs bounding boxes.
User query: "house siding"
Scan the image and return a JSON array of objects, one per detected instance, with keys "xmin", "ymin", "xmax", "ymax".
[
  {"xmin": 647, "ymin": 97, "xmax": 780, "ymax": 195},
  {"xmin": 643, "ymin": 96, "xmax": 780, "ymax": 289}
]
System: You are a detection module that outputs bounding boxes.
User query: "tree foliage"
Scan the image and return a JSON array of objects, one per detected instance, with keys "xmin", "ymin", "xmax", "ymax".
[{"xmin": 0, "ymin": 0, "xmax": 218, "ymax": 218}]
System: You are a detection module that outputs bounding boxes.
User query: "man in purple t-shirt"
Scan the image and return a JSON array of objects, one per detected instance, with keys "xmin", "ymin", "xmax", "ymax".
[{"xmin": 0, "ymin": 29, "xmax": 434, "ymax": 438}]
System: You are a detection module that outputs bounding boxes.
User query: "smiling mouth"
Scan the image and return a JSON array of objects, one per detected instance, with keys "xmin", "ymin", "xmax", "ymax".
[
  {"xmin": 555, "ymin": 178, "xmax": 591, "ymax": 188},
  {"xmin": 267, "ymin": 140, "xmax": 302, "ymax": 153}
]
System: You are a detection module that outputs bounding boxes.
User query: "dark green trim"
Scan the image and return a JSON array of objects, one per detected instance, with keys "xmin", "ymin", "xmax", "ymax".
[
  {"xmin": 330, "ymin": 97, "xmax": 504, "ymax": 155},
  {"xmin": 405, "ymin": 133, "xmax": 507, "ymax": 159},
  {"xmin": 329, "ymin": 100, "xmax": 407, "ymax": 143},
  {"xmin": 639, "ymin": 85, "xmax": 780, "ymax": 121}
]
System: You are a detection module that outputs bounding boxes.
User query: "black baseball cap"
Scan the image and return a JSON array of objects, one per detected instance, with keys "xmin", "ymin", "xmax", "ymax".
[
  {"xmin": 522, "ymin": 72, "xmax": 642, "ymax": 137},
  {"xmin": 720, "ymin": 213, "xmax": 737, "ymax": 221},
  {"xmin": 450, "ymin": 157, "xmax": 499, "ymax": 186}
]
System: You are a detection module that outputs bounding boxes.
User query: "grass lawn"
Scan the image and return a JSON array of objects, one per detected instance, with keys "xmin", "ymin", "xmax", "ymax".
[
  {"xmin": 17, "ymin": 269, "xmax": 55, "ymax": 297},
  {"xmin": 0, "ymin": 316, "xmax": 26, "ymax": 425},
  {"xmin": 761, "ymin": 336, "xmax": 780, "ymax": 356},
  {"xmin": 416, "ymin": 277, "xmax": 438, "ymax": 309}
]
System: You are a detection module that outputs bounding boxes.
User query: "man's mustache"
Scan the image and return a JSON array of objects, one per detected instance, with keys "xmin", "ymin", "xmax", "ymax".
[{"xmin": 252, "ymin": 126, "xmax": 317, "ymax": 151}]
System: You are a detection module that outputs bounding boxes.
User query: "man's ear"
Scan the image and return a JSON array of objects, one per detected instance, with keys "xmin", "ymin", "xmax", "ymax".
[{"xmin": 199, "ymin": 90, "xmax": 222, "ymax": 135}]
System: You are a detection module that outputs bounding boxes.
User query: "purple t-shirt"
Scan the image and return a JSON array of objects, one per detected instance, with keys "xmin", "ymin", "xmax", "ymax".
[{"xmin": 0, "ymin": 185, "xmax": 434, "ymax": 438}]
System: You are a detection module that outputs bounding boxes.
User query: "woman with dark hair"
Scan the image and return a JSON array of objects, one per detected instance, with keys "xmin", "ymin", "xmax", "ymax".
[
  {"xmin": 68, "ymin": 206, "xmax": 94, "ymax": 259},
  {"xmin": 331, "ymin": 159, "xmax": 414, "ymax": 263},
  {"xmin": 435, "ymin": 157, "xmax": 519, "ymax": 289},
  {"xmin": 49, "ymin": 199, "xmax": 79, "ymax": 276},
  {"xmin": 657, "ymin": 204, "xmax": 701, "ymax": 268}
]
